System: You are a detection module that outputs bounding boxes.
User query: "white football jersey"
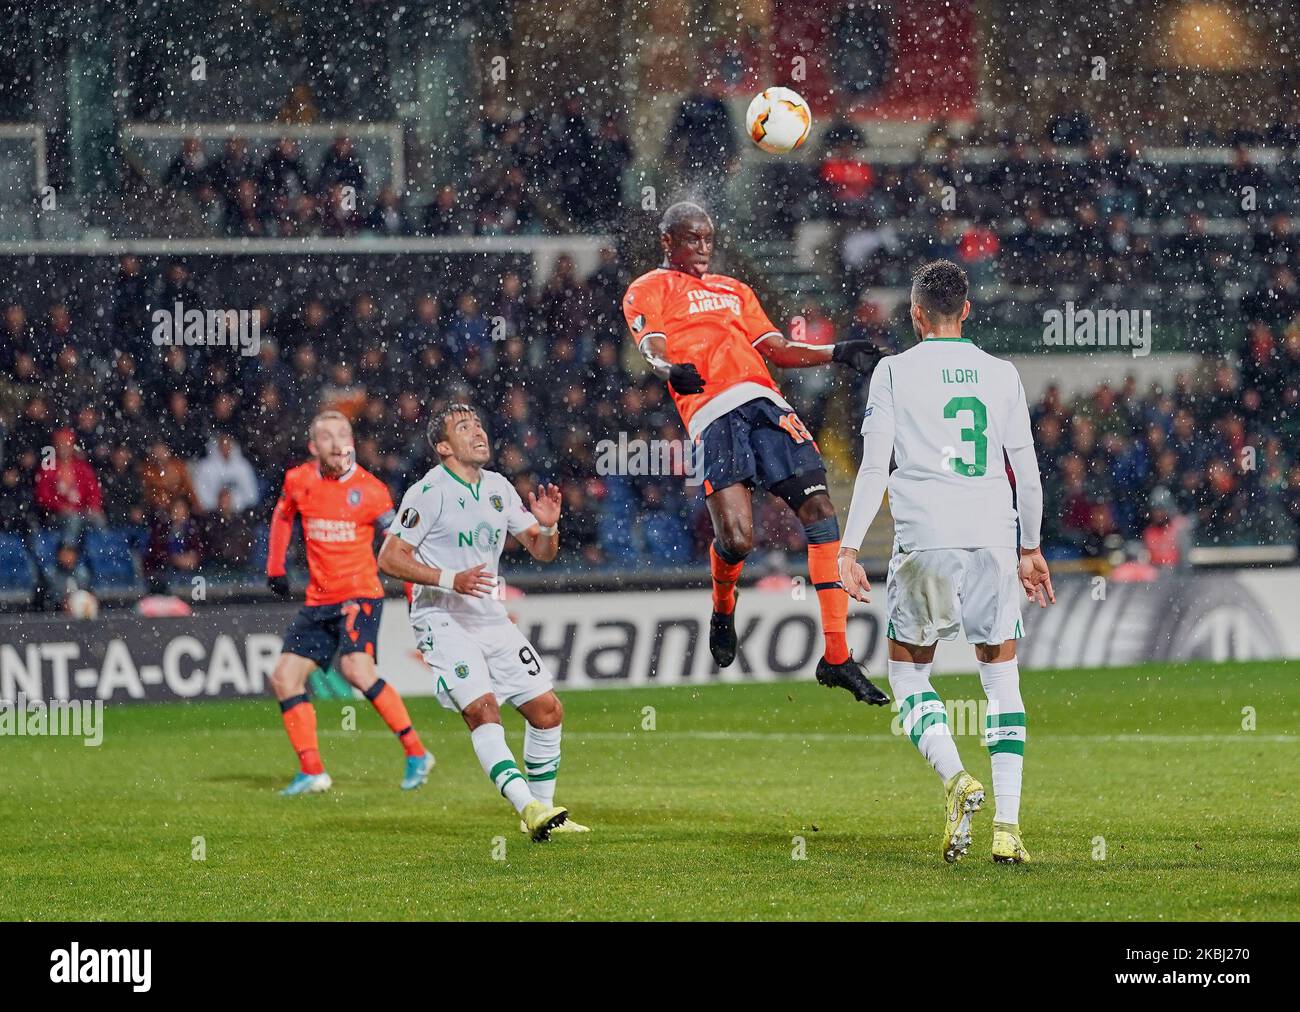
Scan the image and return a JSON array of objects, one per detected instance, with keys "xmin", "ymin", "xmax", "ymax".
[
  {"xmin": 861, "ymin": 338, "xmax": 1033, "ymax": 551},
  {"xmin": 388, "ymin": 464, "xmax": 538, "ymax": 626}
]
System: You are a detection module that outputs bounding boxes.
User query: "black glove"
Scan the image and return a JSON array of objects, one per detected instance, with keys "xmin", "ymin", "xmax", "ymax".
[
  {"xmin": 667, "ymin": 362, "xmax": 706, "ymax": 395},
  {"xmin": 831, "ymin": 340, "xmax": 887, "ymax": 376},
  {"xmin": 267, "ymin": 574, "xmax": 291, "ymax": 600}
]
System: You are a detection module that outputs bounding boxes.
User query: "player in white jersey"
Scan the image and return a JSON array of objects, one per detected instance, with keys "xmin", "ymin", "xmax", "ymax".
[
  {"xmin": 377, "ymin": 403, "xmax": 587, "ymax": 841},
  {"xmin": 838, "ymin": 260, "xmax": 1055, "ymax": 864}
]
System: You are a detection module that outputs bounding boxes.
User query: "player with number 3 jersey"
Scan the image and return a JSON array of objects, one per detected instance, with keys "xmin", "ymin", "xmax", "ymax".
[{"xmin": 838, "ymin": 260, "xmax": 1056, "ymax": 865}]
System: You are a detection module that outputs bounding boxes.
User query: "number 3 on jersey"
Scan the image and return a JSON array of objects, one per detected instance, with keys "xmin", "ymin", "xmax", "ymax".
[{"xmin": 943, "ymin": 396, "xmax": 988, "ymax": 477}]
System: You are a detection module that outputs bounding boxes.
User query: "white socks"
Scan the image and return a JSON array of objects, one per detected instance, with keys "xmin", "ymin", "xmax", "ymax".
[
  {"xmin": 979, "ymin": 659, "xmax": 1026, "ymax": 825},
  {"xmin": 888, "ymin": 660, "xmax": 964, "ymax": 783},
  {"xmin": 523, "ymin": 723, "xmax": 562, "ymax": 805},
  {"xmin": 470, "ymin": 722, "xmax": 534, "ymax": 813}
]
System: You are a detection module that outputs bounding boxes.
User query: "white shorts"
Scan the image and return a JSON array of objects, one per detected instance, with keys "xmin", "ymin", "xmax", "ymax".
[
  {"xmin": 412, "ymin": 614, "xmax": 554, "ymax": 713},
  {"xmin": 885, "ymin": 547, "xmax": 1024, "ymax": 646}
]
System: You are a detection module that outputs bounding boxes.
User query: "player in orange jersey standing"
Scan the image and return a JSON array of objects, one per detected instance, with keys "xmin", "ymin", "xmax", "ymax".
[
  {"xmin": 622, "ymin": 201, "xmax": 889, "ymax": 704},
  {"xmin": 266, "ymin": 409, "xmax": 435, "ymax": 795}
]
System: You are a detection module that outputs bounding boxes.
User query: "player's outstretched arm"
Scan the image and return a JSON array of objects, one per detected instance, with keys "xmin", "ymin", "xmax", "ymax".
[
  {"xmin": 754, "ymin": 330, "xmax": 833, "ymax": 367},
  {"xmin": 518, "ymin": 483, "xmax": 562, "ymax": 563},
  {"xmin": 756, "ymin": 332, "xmax": 887, "ymax": 375},
  {"xmin": 377, "ymin": 535, "xmax": 496, "ymax": 597}
]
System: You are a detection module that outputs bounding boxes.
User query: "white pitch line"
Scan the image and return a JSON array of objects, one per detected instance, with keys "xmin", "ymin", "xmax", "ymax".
[
  {"xmin": 182, "ymin": 729, "xmax": 1298, "ymax": 744},
  {"xmin": 574, "ymin": 731, "xmax": 1300, "ymax": 744}
]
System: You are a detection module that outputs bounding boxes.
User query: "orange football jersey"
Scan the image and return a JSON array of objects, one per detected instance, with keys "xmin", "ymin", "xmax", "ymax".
[
  {"xmin": 622, "ymin": 268, "xmax": 792, "ymax": 438},
  {"xmin": 267, "ymin": 462, "xmax": 394, "ymax": 606}
]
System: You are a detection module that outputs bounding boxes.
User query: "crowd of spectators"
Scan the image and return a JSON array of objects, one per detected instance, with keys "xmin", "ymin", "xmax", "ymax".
[
  {"xmin": 802, "ymin": 121, "xmax": 1300, "ymax": 295},
  {"xmin": 149, "ymin": 99, "xmax": 1300, "ymax": 305},
  {"xmin": 157, "ymin": 104, "xmax": 637, "ymax": 239},
  {"xmin": 1026, "ymin": 362, "xmax": 1298, "ymax": 565},
  {"xmin": 11, "ymin": 95, "xmax": 1300, "ymax": 607},
  {"xmin": 0, "ymin": 248, "xmax": 777, "ymax": 606},
  {"xmin": 3, "ymin": 239, "xmax": 1298, "ymax": 609},
  {"xmin": 164, "ymin": 135, "xmax": 390, "ymax": 239}
]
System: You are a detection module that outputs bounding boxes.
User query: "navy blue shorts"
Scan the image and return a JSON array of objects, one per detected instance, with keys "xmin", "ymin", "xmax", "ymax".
[
  {"xmin": 281, "ymin": 597, "xmax": 384, "ymax": 669},
  {"xmin": 698, "ymin": 398, "xmax": 824, "ymax": 496}
]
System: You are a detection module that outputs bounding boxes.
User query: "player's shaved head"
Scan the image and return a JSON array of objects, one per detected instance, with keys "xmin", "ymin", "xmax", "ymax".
[
  {"xmin": 659, "ymin": 201, "xmax": 711, "ymax": 236},
  {"xmin": 659, "ymin": 202, "xmax": 714, "ymax": 277},
  {"xmin": 911, "ymin": 260, "xmax": 969, "ymax": 321}
]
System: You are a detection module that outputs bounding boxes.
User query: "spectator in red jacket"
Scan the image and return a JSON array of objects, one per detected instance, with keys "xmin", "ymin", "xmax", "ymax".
[
  {"xmin": 818, "ymin": 140, "xmax": 875, "ymax": 221},
  {"xmin": 957, "ymin": 224, "xmax": 1001, "ymax": 284},
  {"xmin": 33, "ymin": 429, "xmax": 106, "ymax": 546},
  {"xmin": 1143, "ymin": 486, "xmax": 1193, "ymax": 568}
]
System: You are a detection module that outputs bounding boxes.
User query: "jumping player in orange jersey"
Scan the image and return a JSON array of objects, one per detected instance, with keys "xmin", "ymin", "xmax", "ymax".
[
  {"xmin": 622, "ymin": 201, "xmax": 889, "ymax": 703},
  {"xmin": 266, "ymin": 410, "xmax": 434, "ymax": 795}
]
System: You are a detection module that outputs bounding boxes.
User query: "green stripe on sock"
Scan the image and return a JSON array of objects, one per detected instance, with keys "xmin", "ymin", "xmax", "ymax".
[
  {"xmin": 498, "ymin": 770, "xmax": 525, "ymax": 795},
  {"xmin": 986, "ymin": 712, "xmax": 1026, "ymax": 728},
  {"xmin": 524, "ymin": 758, "xmax": 559, "ymax": 769},
  {"xmin": 988, "ymin": 739, "xmax": 1025, "ymax": 756},
  {"xmin": 909, "ymin": 710, "xmax": 948, "ymax": 748},
  {"xmin": 489, "ymin": 759, "xmax": 520, "ymax": 782},
  {"xmin": 898, "ymin": 690, "xmax": 941, "ymax": 722},
  {"xmin": 526, "ymin": 770, "xmax": 558, "ymax": 782}
]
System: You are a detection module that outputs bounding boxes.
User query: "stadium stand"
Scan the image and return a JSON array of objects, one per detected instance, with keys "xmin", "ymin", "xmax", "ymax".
[{"xmin": 4, "ymin": 82, "xmax": 1300, "ymax": 607}]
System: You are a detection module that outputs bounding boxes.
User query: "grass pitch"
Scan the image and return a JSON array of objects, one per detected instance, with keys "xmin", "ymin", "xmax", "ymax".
[{"xmin": 3, "ymin": 660, "xmax": 1297, "ymax": 921}]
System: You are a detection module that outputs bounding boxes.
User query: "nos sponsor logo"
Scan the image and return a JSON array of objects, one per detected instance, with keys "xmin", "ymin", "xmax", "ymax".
[{"xmin": 457, "ymin": 524, "xmax": 501, "ymax": 550}]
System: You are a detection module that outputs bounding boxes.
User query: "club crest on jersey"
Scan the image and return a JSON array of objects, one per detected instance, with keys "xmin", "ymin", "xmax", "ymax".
[
  {"xmin": 347, "ymin": 489, "xmax": 362, "ymax": 506},
  {"xmin": 399, "ymin": 507, "xmax": 420, "ymax": 529},
  {"xmin": 454, "ymin": 662, "xmax": 470, "ymax": 679},
  {"xmin": 490, "ymin": 494, "xmax": 504, "ymax": 512}
]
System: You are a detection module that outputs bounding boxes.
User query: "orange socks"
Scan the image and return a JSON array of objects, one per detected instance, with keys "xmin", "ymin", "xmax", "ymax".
[
  {"xmin": 709, "ymin": 541, "xmax": 745, "ymax": 615},
  {"xmin": 365, "ymin": 679, "xmax": 426, "ymax": 757},
  {"xmin": 280, "ymin": 695, "xmax": 323, "ymax": 774},
  {"xmin": 280, "ymin": 679, "xmax": 423, "ymax": 775},
  {"xmin": 807, "ymin": 541, "xmax": 850, "ymax": 664}
]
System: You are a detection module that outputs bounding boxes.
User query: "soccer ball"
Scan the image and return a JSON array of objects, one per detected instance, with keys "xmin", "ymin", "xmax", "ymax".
[
  {"xmin": 746, "ymin": 87, "xmax": 812, "ymax": 154},
  {"xmin": 66, "ymin": 589, "xmax": 99, "ymax": 620}
]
